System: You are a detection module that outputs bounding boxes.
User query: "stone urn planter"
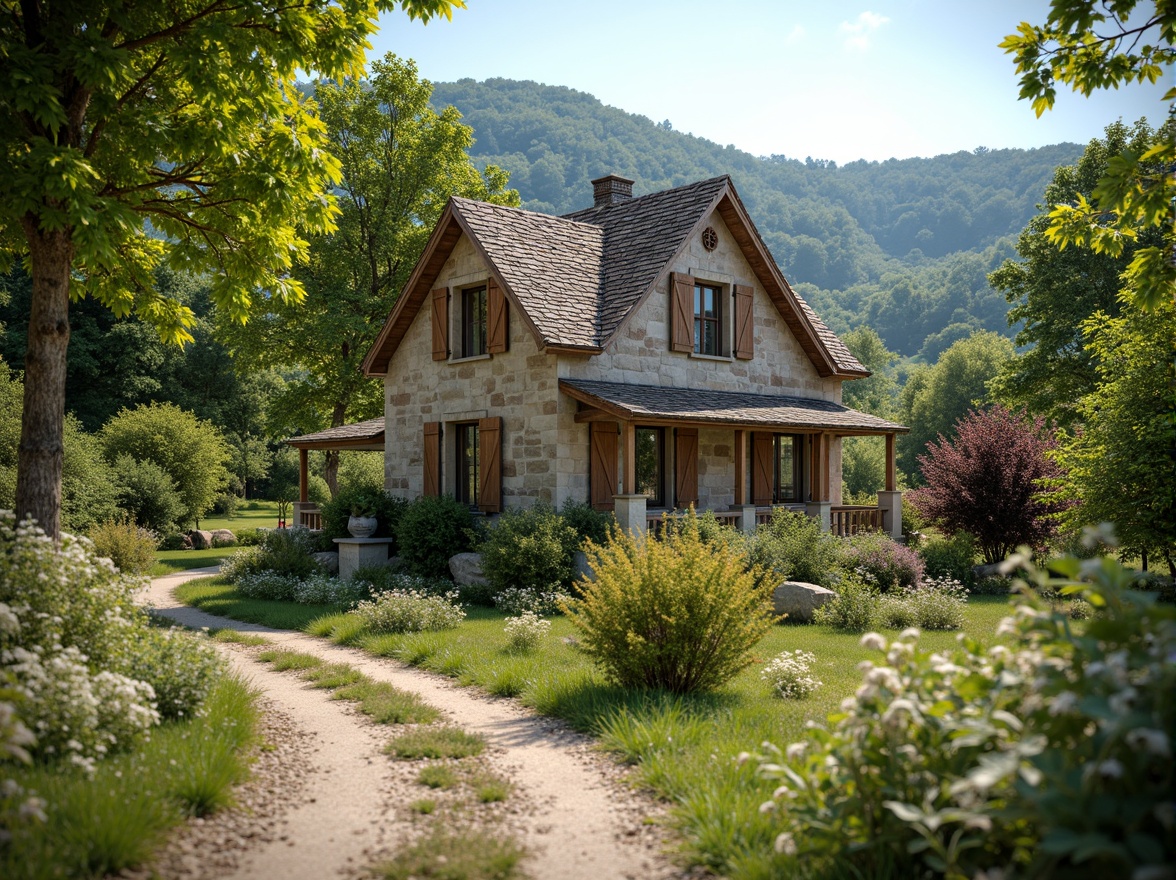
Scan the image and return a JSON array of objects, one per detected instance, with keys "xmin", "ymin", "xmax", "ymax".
[{"xmin": 347, "ymin": 515, "xmax": 377, "ymax": 538}]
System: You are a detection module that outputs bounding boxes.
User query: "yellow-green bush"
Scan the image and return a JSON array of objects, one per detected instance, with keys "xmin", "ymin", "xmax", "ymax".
[
  {"xmin": 88, "ymin": 516, "xmax": 157, "ymax": 575},
  {"xmin": 563, "ymin": 511, "xmax": 775, "ymax": 694}
]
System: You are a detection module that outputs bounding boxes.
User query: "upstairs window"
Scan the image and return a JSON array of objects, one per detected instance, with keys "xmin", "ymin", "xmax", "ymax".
[
  {"xmin": 694, "ymin": 283, "xmax": 722, "ymax": 355},
  {"xmin": 461, "ymin": 285, "xmax": 487, "ymax": 357}
]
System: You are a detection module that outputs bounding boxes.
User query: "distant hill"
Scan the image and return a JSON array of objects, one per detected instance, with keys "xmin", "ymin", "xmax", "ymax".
[{"xmin": 430, "ymin": 78, "xmax": 1084, "ymax": 359}]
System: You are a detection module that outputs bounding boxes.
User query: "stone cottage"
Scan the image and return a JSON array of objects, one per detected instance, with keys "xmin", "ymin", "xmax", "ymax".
[{"xmin": 360, "ymin": 174, "xmax": 907, "ymax": 536}]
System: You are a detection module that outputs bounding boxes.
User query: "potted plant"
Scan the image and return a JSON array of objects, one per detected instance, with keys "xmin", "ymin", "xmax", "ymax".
[{"xmin": 347, "ymin": 502, "xmax": 377, "ymax": 538}]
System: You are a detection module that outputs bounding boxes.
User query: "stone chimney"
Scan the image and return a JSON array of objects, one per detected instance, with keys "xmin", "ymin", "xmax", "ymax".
[{"xmin": 591, "ymin": 174, "xmax": 634, "ymax": 208}]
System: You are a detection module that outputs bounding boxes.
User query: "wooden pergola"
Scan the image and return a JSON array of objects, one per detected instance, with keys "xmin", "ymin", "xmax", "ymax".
[{"xmin": 284, "ymin": 418, "xmax": 385, "ymax": 527}]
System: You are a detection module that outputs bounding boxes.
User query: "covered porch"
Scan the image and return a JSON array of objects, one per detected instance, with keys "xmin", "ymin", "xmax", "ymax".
[
  {"xmin": 559, "ymin": 379, "xmax": 907, "ymax": 539},
  {"xmin": 284, "ymin": 418, "xmax": 386, "ymax": 530}
]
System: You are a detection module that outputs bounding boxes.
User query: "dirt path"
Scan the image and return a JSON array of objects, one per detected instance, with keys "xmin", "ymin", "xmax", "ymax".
[{"xmin": 144, "ymin": 570, "xmax": 683, "ymax": 880}]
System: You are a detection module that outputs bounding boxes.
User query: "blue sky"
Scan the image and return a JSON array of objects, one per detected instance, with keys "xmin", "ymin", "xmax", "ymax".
[{"xmin": 370, "ymin": 0, "xmax": 1167, "ymax": 164}]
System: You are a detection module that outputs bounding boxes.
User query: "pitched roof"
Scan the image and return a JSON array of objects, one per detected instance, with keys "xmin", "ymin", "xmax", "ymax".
[
  {"xmin": 285, "ymin": 418, "xmax": 385, "ymax": 450},
  {"xmin": 560, "ymin": 379, "xmax": 907, "ymax": 434},
  {"xmin": 362, "ymin": 176, "xmax": 867, "ymax": 377}
]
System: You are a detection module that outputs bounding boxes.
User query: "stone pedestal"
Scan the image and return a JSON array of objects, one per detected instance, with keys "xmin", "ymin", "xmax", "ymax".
[
  {"xmin": 805, "ymin": 501, "xmax": 832, "ymax": 534},
  {"xmin": 613, "ymin": 494, "xmax": 648, "ymax": 536},
  {"xmin": 738, "ymin": 504, "xmax": 758, "ymax": 535},
  {"xmin": 333, "ymin": 537, "xmax": 395, "ymax": 582},
  {"xmin": 878, "ymin": 490, "xmax": 903, "ymax": 540}
]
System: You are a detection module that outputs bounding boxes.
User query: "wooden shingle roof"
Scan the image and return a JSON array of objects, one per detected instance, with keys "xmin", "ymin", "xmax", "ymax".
[{"xmin": 284, "ymin": 418, "xmax": 385, "ymax": 450}]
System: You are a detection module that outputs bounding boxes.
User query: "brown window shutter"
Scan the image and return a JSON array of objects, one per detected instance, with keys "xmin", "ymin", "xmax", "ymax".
[
  {"xmin": 589, "ymin": 422, "xmax": 618, "ymax": 511},
  {"xmin": 669, "ymin": 272, "xmax": 694, "ymax": 353},
  {"xmin": 674, "ymin": 428, "xmax": 698, "ymax": 509},
  {"xmin": 423, "ymin": 421, "xmax": 441, "ymax": 496},
  {"xmin": 487, "ymin": 278, "xmax": 508, "ymax": 354},
  {"xmin": 431, "ymin": 287, "xmax": 448, "ymax": 361},
  {"xmin": 733, "ymin": 283, "xmax": 754, "ymax": 360},
  {"xmin": 477, "ymin": 417, "xmax": 502, "ymax": 513},
  {"xmin": 752, "ymin": 432, "xmax": 774, "ymax": 506}
]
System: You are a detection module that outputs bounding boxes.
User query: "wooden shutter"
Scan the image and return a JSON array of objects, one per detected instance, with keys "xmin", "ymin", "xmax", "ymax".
[
  {"xmin": 589, "ymin": 422, "xmax": 618, "ymax": 511},
  {"xmin": 752, "ymin": 432, "xmax": 774, "ymax": 506},
  {"xmin": 477, "ymin": 417, "xmax": 502, "ymax": 513},
  {"xmin": 733, "ymin": 283, "xmax": 754, "ymax": 360},
  {"xmin": 487, "ymin": 278, "xmax": 508, "ymax": 354},
  {"xmin": 674, "ymin": 428, "xmax": 698, "ymax": 509},
  {"xmin": 423, "ymin": 421, "xmax": 441, "ymax": 496},
  {"xmin": 669, "ymin": 272, "xmax": 694, "ymax": 352},
  {"xmin": 430, "ymin": 287, "xmax": 448, "ymax": 361}
]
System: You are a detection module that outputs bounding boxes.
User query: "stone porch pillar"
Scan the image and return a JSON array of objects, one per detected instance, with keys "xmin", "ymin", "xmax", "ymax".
[
  {"xmin": 738, "ymin": 504, "xmax": 758, "ymax": 535},
  {"xmin": 806, "ymin": 500, "xmax": 832, "ymax": 534},
  {"xmin": 614, "ymin": 494, "xmax": 647, "ymax": 536},
  {"xmin": 878, "ymin": 490, "xmax": 903, "ymax": 540}
]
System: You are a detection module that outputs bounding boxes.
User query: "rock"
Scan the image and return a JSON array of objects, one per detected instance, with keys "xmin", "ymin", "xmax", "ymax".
[
  {"xmin": 181, "ymin": 533, "xmax": 194, "ymax": 550},
  {"xmin": 572, "ymin": 550, "xmax": 595, "ymax": 585},
  {"xmin": 188, "ymin": 529, "xmax": 214, "ymax": 550},
  {"xmin": 449, "ymin": 552, "xmax": 488, "ymax": 586},
  {"xmin": 771, "ymin": 581, "xmax": 836, "ymax": 623},
  {"xmin": 210, "ymin": 528, "xmax": 236, "ymax": 546},
  {"xmin": 973, "ymin": 562, "xmax": 1005, "ymax": 580},
  {"xmin": 312, "ymin": 551, "xmax": 339, "ymax": 576}
]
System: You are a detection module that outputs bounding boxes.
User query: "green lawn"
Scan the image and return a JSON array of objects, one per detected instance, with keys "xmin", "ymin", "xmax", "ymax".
[
  {"xmin": 151, "ymin": 500, "xmax": 281, "ymax": 576},
  {"xmin": 174, "ymin": 577, "xmax": 1012, "ymax": 877}
]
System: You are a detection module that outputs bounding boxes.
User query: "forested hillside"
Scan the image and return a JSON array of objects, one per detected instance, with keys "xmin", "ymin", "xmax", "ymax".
[{"xmin": 430, "ymin": 78, "xmax": 1085, "ymax": 359}]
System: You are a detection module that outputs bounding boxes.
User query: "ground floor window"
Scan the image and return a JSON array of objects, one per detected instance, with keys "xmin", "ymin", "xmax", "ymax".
[
  {"xmin": 456, "ymin": 422, "xmax": 479, "ymax": 506},
  {"xmin": 774, "ymin": 434, "xmax": 802, "ymax": 503},
  {"xmin": 634, "ymin": 426, "xmax": 665, "ymax": 507}
]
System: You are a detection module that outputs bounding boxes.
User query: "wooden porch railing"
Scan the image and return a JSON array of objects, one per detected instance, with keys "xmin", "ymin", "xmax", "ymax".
[
  {"xmin": 644, "ymin": 508, "xmax": 741, "ymax": 534},
  {"xmin": 830, "ymin": 505, "xmax": 885, "ymax": 537},
  {"xmin": 297, "ymin": 506, "xmax": 322, "ymax": 531}
]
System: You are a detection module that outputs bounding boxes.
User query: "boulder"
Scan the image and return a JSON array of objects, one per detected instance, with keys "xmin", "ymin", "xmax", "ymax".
[
  {"xmin": 210, "ymin": 528, "xmax": 236, "ymax": 547},
  {"xmin": 449, "ymin": 552, "xmax": 489, "ymax": 587},
  {"xmin": 188, "ymin": 529, "xmax": 214, "ymax": 550},
  {"xmin": 312, "ymin": 551, "xmax": 339, "ymax": 576},
  {"xmin": 771, "ymin": 581, "xmax": 836, "ymax": 623},
  {"xmin": 181, "ymin": 534, "xmax": 194, "ymax": 550}
]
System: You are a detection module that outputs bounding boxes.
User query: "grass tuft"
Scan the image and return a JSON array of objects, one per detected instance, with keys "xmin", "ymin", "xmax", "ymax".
[
  {"xmin": 257, "ymin": 648, "xmax": 323, "ymax": 671},
  {"xmin": 417, "ymin": 764, "xmax": 460, "ymax": 789},
  {"xmin": 374, "ymin": 827, "xmax": 526, "ymax": 880},
  {"xmin": 210, "ymin": 628, "xmax": 272, "ymax": 646},
  {"xmin": 386, "ymin": 727, "xmax": 486, "ymax": 760},
  {"xmin": 300, "ymin": 663, "xmax": 364, "ymax": 690},
  {"xmin": 334, "ymin": 679, "xmax": 441, "ymax": 725}
]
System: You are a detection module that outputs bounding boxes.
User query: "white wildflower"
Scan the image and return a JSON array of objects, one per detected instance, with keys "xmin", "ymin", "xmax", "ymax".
[
  {"xmin": 774, "ymin": 832, "xmax": 798, "ymax": 856},
  {"xmin": 758, "ymin": 800, "xmax": 776, "ymax": 813},
  {"xmin": 1047, "ymin": 691, "xmax": 1079, "ymax": 716},
  {"xmin": 860, "ymin": 632, "xmax": 886, "ymax": 651},
  {"xmin": 899, "ymin": 627, "xmax": 920, "ymax": 642},
  {"xmin": 785, "ymin": 742, "xmax": 806, "ymax": 760},
  {"xmin": 1126, "ymin": 728, "xmax": 1171, "ymax": 757}
]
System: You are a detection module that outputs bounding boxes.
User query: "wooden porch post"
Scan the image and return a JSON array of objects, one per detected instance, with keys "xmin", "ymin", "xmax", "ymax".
[
  {"xmin": 299, "ymin": 448, "xmax": 309, "ymax": 503},
  {"xmin": 810, "ymin": 433, "xmax": 828, "ymax": 502},
  {"xmin": 733, "ymin": 429, "xmax": 745, "ymax": 506},
  {"xmin": 621, "ymin": 420, "xmax": 636, "ymax": 496},
  {"xmin": 885, "ymin": 433, "xmax": 897, "ymax": 492}
]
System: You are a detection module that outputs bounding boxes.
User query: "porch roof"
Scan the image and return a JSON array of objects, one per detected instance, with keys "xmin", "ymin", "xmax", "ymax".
[
  {"xmin": 559, "ymin": 379, "xmax": 908, "ymax": 435},
  {"xmin": 284, "ymin": 418, "xmax": 385, "ymax": 451}
]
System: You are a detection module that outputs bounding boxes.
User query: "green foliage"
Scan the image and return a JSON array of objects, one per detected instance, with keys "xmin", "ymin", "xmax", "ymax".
[
  {"xmin": 100, "ymin": 403, "xmax": 231, "ymax": 527},
  {"xmin": 110, "ymin": 454, "xmax": 185, "ymax": 535},
  {"xmin": 559, "ymin": 498, "xmax": 613, "ymax": 547},
  {"xmin": 1001, "ymin": 4, "xmax": 1173, "ymax": 310},
  {"xmin": 838, "ymin": 531, "xmax": 925, "ymax": 593},
  {"xmin": 336, "ymin": 452, "xmax": 386, "ymax": 495},
  {"xmin": 320, "ymin": 485, "xmax": 409, "ymax": 546},
  {"xmin": 747, "ymin": 509, "xmax": 840, "ymax": 588},
  {"xmin": 88, "ymin": 517, "xmax": 158, "ymax": 575},
  {"xmin": 353, "ymin": 590, "xmax": 466, "ymax": 634},
  {"xmin": 222, "ymin": 528, "xmax": 321, "ymax": 583},
  {"xmin": 564, "ymin": 511, "xmax": 775, "ymax": 694},
  {"xmin": 812, "ymin": 576, "xmax": 878, "ymax": 632},
  {"xmin": 479, "ymin": 503, "xmax": 579, "ymax": 595},
  {"xmin": 918, "ymin": 531, "xmax": 978, "ymax": 587},
  {"xmin": 396, "ymin": 495, "xmax": 475, "ymax": 580},
  {"xmin": 375, "ymin": 827, "xmax": 526, "ymax": 880},
  {"xmin": 757, "ymin": 548, "xmax": 1176, "ymax": 879},
  {"xmin": 384, "ymin": 727, "xmax": 486, "ymax": 760},
  {"xmin": 119, "ymin": 627, "xmax": 226, "ymax": 721}
]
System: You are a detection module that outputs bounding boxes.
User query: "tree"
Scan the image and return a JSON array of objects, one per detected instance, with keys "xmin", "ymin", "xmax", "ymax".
[
  {"xmin": 909, "ymin": 406, "xmax": 1066, "ymax": 565},
  {"xmin": 1001, "ymin": 2, "xmax": 1174, "ymax": 310},
  {"xmin": 841, "ymin": 327, "xmax": 899, "ymax": 496},
  {"xmin": 1052, "ymin": 300, "xmax": 1176, "ymax": 575},
  {"xmin": 899, "ymin": 331, "xmax": 1015, "ymax": 483},
  {"xmin": 100, "ymin": 403, "xmax": 231, "ymax": 528},
  {"xmin": 221, "ymin": 53, "xmax": 517, "ymax": 493},
  {"xmin": 0, "ymin": 0, "xmax": 463, "ymax": 538}
]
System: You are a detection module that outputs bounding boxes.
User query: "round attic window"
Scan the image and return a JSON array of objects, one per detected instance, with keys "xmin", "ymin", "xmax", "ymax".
[{"xmin": 701, "ymin": 226, "xmax": 718, "ymax": 251}]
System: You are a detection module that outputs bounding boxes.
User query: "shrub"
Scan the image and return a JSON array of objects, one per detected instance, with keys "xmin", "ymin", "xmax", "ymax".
[
  {"xmin": 232, "ymin": 570, "xmax": 298, "ymax": 602},
  {"xmin": 396, "ymin": 496, "xmax": 474, "ymax": 580},
  {"xmin": 88, "ymin": 517, "xmax": 157, "ymax": 575},
  {"xmin": 748, "ymin": 509, "xmax": 840, "ymax": 588},
  {"xmin": 210, "ymin": 492, "xmax": 239, "ymax": 517},
  {"xmin": 761, "ymin": 650, "xmax": 822, "ymax": 699},
  {"xmin": 563, "ymin": 510, "xmax": 774, "ymax": 694},
  {"xmin": 352, "ymin": 590, "xmax": 466, "ymax": 634},
  {"xmin": 755, "ymin": 551, "xmax": 1176, "ymax": 880},
  {"xmin": 291, "ymin": 574, "xmax": 366, "ymax": 606},
  {"xmin": 349, "ymin": 567, "xmax": 451, "ymax": 598},
  {"xmin": 909, "ymin": 405, "xmax": 1067, "ymax": 564},
  {"xmin": 118, "ymin": 627, "xmax": 224, "ymax": 720},
  {"xmin": 234, "ymin": 527, "xmax": 264, "ymax": 546},
  {"xmin": 918, "ymin": 530, "xmax": 977, "ymax": 587},
  {"xmin": 306, "ymin": 474, "xmax": 330, "ymax": 506},
  {"xmin": 876, "ymin": 577, "xmax": 968, "ymax": 631},
  {"xmin": 157, "ymin": 533, "xmax": 187, "ymax": 551},
  {"xmin": 493, "ymin": 587, "xmax": 569, "ymax": 616},
  {"xmin": 560, "ymin": 498, "xmax": 612, "ymax": 547},
  {"xmin": 812, "ymin": 575, "xmax": 877, "ymax": 632},
  {"xmin": 973, "ymin": 575, "xmax": 1013, "ymax": 595},
  {"xmin": 320, "ymin": 485, "xmax": 409, "ymax": 546},
  {"xmin": 479, "ymin": 503, "xmax": 578, "ymax": 594},
  {"xmin": 839, "ymin": 531, "xmax": 924, "ymax": 593},
  {"xmin": 226, "ymin": 528, "xmax": 321, "ymax": 581},
  {"xmin": 110, "ymin": 454, "xmax": 185, "ymax": 535},
  {"xmin": 875, "ymin": 591, "xmax": 917, "ymax": 629},
  {"xmin": 503, "ymin": 611, "xmax": 551, "ymax": 653}
]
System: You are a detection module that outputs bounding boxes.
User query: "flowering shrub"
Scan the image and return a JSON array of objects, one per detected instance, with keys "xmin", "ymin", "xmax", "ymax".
[
  {"xmin": 503, "ymin": 612, "xmax": 551, "ymax": 653},
  {"xmin": 839, "ymin": 532, "xmax": 924, "ymax": 592},
  {"xmin": 349, "ymin": 568, "xmax": 451, "ymax": 599},
  {"xmin": 761, "ymin": 650, "xmax": 821, "ymax": 699},
  {"xmin": 493, "ymin": 587, "xmax": 569, "ymax": 617},
  {"xmin": 221, "ymin": 528, "xmax": 321, "ymax": 583},
  {"xmin": 755, "ymin": 547, "xmax": 1176, "ymax": 879},
  {"xmin": 812, "ymin": 575, "xmax": 877, "ymax": 632},
  {"xmin": 876, "ymin": 577, "xmax": 968, "ymax": 631},
  {"xmin": 118, "ymin": 627, "xmax": 224, "ymax": 720},
  {"xmin": 233, "ymin": 570, "xmax": 298, "ymax": 602},
  {"xmin": 291, "ymin": 574, "xmax": 366, "ymax": 606},
  {"xmin": 352, "ymin": 590, "xmax": 466, "ymax": 634},
  {"xmin": 564, "ymin": 510, "xmax": 774, "ymax": 694}
]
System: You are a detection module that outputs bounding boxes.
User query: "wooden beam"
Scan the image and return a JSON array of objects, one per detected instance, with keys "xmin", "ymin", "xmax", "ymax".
[
  {"xmin": 622, "ymin": 421, "xmax": 636, "ymax": 496},
  {"xmin": 733, "ymin": 429, "xmax": 745, "ymax": 505},
  {"xmin": 885, "ymin": 433, "xmax": 897, "ymax": 492},
  {"xmin": 299, "ymin": 448, "xmax": 308, "ymax": 504},
  {"xmin": 573, "ymin": 406, "xmax": 622, "ymax": 423}
]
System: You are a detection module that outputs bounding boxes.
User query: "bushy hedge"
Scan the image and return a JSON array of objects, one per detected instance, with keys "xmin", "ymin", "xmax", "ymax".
[
  {"xmin": 564, "ymin": 510, "xmax": 775, "ymax": 694},
  {"xmin": 748, "ymin": 509, "xmax": 840, "ymax": 587},
  {"xmin": 396, "ymin": 495, "xmax": 474, "ymax": 580},
  {"xmin": 559, "ymin": 499, "xmax": 613, "ymax": 547},
  {"xmin": 919, "ymin": 530, "xmax": 978, "ymax": 587},
  {"xmin": 479, "ymin": 503, "xmax": 578, "ymax": 595}
]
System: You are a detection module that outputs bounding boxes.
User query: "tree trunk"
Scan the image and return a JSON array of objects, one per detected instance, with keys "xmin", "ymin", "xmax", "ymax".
[
  {"xmin": 324, "ymin": 401, "xmax": 346, "ymax": 498},
  {"xmin": 15, "ymin": 224, "xmax": 74, "ymax": 540}
]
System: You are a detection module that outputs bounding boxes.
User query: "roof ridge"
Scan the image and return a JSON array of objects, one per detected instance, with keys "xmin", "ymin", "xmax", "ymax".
[
  {"xmin": 451, "ymin": 196, "xmax": 604, "ymax": 233},
  {"xmin": 560, "ymin": 174, "xmax": 730, "ymax": 220}
]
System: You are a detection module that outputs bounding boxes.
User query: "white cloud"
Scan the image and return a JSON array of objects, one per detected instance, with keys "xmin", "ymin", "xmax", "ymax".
[
  {"xmin": 839, "ymin": 11, "xmax": 890, "ymax": 51},
  {"xmin": 785, "ymin": 24, "xmax": 806, "ymax": 46}
]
